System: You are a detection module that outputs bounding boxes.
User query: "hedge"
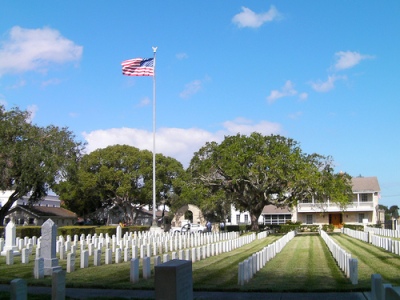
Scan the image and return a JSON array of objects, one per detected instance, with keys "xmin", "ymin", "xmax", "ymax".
[{"xmin": 0, "ymin": 225, "xmax": 151, "ymax": 239}]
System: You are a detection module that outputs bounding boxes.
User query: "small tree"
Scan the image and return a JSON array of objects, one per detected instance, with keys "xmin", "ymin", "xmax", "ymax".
[{"xmin": 0, "ymin": 105, "xmax": 84, "ymax": 224}]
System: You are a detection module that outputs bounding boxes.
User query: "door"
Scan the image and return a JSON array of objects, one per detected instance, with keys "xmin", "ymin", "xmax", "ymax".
[{"xmin": 330, "ymin": 214, "xmax": 342, "ymax": 228}]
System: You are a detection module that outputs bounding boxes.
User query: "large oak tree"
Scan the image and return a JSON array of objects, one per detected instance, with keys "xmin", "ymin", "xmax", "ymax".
[
  {"xmin": 0, "ymin": 105, "xmax": 84, "ymax": 224},
  {"xmin": 188, "ymin": 132, "xmax": 352, "ymax": 230}
]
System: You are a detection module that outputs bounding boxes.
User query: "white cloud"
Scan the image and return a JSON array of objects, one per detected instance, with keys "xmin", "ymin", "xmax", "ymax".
[
  {"xmin": 222, "ymin": 118, "xmax": 281, "ymax": 136},
  {"xmin": 26, "ymin": 104, "xmax": 38, "ymax": 122},
  {"xmin": 232, "ymin": 6, "xmax": 281, "ymax": 28},
  {"xmin": 288, "ymin": 111, "xmax": 303, "ymax": 120},
  {"xmin": 82, "ymin": 118, "xmax": 282, "ymax": 168},
  {"xmin": 267, "ymin": 80, "xmax": 297, "ymax": 103},
  {"xmin": 0, "ymin": 26, "xmax": 83, "ymax": 76},
  {"xmin": 180, "ymin": 77, "xmax": 210, "ymax": 99},
  {"xmin": 310, "ymin": 75, "xmax": 346, "ymax": 93},
  {"xmin": 6, "ymin": 79, "xmax": 26, "ymax": 89},
  {"xmin": 333, "ymin": 51, "xmax": 374, "ymax": 71},
  {"xmin": 176, "ymin": 52, "xmax": 188, "ymax": 60},
  {"xmin": 138, "ymin": 97, "xmax": 150, "ymax": 107},
  {"xmin": 0, "ymin": 96, "xmax": 7, "ymax": 106},
  {"xmin": 41, "ymin": 78, "xmax": 62, "ymax": 87},
  {"xmin": 298, "ymin": 92, "xmax": 308, "ymax": 101}
]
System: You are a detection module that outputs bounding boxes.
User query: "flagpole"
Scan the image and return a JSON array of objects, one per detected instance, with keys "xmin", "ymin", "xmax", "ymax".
[{"xmin": 152, "ymin": 46, "xmax": 157, "ymax": 226}]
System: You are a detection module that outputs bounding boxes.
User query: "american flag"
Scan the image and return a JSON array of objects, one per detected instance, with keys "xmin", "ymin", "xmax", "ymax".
[{"xmin": 121, "ymin": 58, "xmax": 154, "ymax": 76}]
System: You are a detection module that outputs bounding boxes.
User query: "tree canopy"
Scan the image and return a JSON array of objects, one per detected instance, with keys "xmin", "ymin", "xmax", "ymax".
[
  {"xmin": 54, "ymin": 144, "xmax": 185, "ymax": 225},
  {"xmin": 188, "ymin": 132, "xmax": 352, "ymax": 230},
  {"xmin": 0, "ymin": 105, "xmax": 84, "ymax": 224}
]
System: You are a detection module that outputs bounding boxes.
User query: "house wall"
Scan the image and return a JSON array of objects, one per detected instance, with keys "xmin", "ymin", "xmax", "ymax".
[
  {"xmin": 0, "ymin": 191, "xmax": 61, "ymax": 208},
  {"xmin": 6, "ymin": 209, "xmax": 75, "ymax": 226}
]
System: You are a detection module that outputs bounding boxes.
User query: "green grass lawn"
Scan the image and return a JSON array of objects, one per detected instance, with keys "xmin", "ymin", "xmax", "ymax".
[{"xmin": 0, "ymin": 232, "xmax": 399, "ymax": 294}]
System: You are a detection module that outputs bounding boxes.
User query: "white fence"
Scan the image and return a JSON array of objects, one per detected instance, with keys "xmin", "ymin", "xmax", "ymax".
[
  {"xmin": 365, "ymin": 226, "xmax": 400, "ymax": 239},
  {"xmin": 237, "ymin": 231, "xmax": 296, "ymax": 285},
  {"xmin": 320, "ymin": 229, "xmax": 358, "ymax": 284},
  {"xmin": 344, "ymin": 227, "xmax": 400, "ymax": 256}
]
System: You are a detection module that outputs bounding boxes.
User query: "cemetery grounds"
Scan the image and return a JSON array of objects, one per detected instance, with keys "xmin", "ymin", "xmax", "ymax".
[{"xmin": 1, "ymin": 232, "xmax": 400, "ymax": 297}]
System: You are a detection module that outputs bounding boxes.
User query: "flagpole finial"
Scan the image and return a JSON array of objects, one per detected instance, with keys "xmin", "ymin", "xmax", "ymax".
[{"xmin": 152, "ymin": 46, "xmax": 158, "ymax": 53}]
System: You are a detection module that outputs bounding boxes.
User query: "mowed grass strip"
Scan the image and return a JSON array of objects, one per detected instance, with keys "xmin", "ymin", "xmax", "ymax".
[
  {"xmin": 192, "ymin": 235, "xmax": 281, "ymax": 290},
  {"xmin": 331, "ymin": 233, "xmax": 400, "ymax": 289},
  {"xmin": 242, "ymin": 234, "xmax": 351, "ymax": 292}
]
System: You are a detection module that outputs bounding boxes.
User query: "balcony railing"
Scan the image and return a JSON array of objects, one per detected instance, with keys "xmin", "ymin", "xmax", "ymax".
[{"xmin": 297, "ymin": 201, "xmax": 374, "ymax": 212}]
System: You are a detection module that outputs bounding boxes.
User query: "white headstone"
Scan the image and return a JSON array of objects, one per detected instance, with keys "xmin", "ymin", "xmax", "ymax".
[
  {"xmin": 1, "ymin": 221, "xmax": 20, "ymax": 256},
  {"xmin": 155, "ymin": 260, "xmax": 193, "ymax": 300},
  {"xmin": 41, "ymin": 219, "xmax": 60, "ymax": 276},
  {"xmin": 34, "ymin": 257, "xmax": 44, "ymax": 279},
  {"xmin": 130, "ymin": 258, "xmax": 139, "ymax": 283},
  {"xmin": 67, "ymin": 253, "xmax": 75, "ymax": 273}
]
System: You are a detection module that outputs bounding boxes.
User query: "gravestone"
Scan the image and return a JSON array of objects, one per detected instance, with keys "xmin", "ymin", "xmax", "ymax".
[
  {"xmin": 6, "ymin": 249, "xmax": 14, "ymax": 265},
  {"xmin": 155, "ymin": 259, "xmax": 193, "ymax": 300},
  {"xmin": 21, "ymin": 248, "xmax": 30, "ymax": 264},
  {"xmin": 34, "ymin": 257, "xmax": 44, "ymax": 279},
  {"xmin": 130, "ymin": 258, "xmax": 139, "ymax": 283},
  {"xmin": 1, "ymin": 221, "xmax": 20, "ymax": 256},
  {"xmin": 10, "ymin": 278, "xmax": 27, "ymax": 300},
  {"xmin": 94, "ymin": 249, "xmax": 101, "ymax": 266},
  {"xmin": 52, "ymin": 269, "xmax": 66, "ymax": 300},
  {"xmin": 67, "ymin": 253, "xmax": 75, "ymax": 273},
  {"xmin": 41, "ymin": 219, "xmax": 61, "ymax": 275},
  {"xmin": 81, "ymin": 250, "xmax": 89, "ymax": 268}
]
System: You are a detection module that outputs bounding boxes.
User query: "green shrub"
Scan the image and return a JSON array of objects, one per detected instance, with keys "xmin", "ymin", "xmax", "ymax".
[
  {"xmin": 58, "ymin": 226, "xmax": 97, "ymax": 237},
  {"xmin": 322, "ymin": 224, "xmax": 335, "ymax": 232},
  {"xmin": 279, "ymin": 224, "xmax": 300, "ymax": 233},
  {"xmin": 299, "ymin": 225, "xmax": 319, "ymax": 232},
  {"xmin": 226, "ymin": 225, "xmax": 239, "ymax": 232},
  {"xmin": 94, "ymin": 225, "xmax": 150, "ymax": 236},
  {"xmin": 16, "ymin": 226, "xmax": 42, "ymax": 238},
  {"xmin": 343, "ymin": 224, "xmax": 364, "ymax": 231}
]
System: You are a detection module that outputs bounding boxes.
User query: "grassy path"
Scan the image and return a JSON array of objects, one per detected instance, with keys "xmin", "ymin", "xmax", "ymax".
[
  {"xmin": 241, "ymin": 234, "xmax": 350, "ymax": 292},
  {"xmin": 331, "ymin": 233, "xmax": 400, "ymax": 288}
]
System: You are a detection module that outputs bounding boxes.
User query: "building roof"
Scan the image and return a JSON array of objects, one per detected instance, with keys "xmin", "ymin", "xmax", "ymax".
[
  {"xmin": 261, "ymin": 204, "xmax": 292, "ymax": 215},
  {"xmin": 9, "ymin": 205, "xmax": 77, "ymax": 219},
  {"xmin": 351, "ymin": 176, "xmax": 380, "ymax": 193}
]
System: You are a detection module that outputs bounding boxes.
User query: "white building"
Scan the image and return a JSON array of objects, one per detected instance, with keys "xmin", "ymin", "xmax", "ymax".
[
  {"xmin": 229, "ymin": 176, "xmax": 380, "ymax": 228},
  {"xmin": 0, "ymin": 191, "xmax": 77, "ymax": 226}
]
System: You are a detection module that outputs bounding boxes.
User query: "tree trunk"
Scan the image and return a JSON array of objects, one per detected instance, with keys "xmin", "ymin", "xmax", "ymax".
[
  {"xmin": 0, "ymin": 192, "xmax": 19, "ymax": 225},
  {"xmin": 250, "ymin": 213, "xmax": 260, "ymax": 231}
]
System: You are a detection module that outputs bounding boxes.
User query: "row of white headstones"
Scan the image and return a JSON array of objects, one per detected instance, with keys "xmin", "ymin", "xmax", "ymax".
[{"xmin": 1, "ymin": 219, "xmax": 263, "ymax": 281}]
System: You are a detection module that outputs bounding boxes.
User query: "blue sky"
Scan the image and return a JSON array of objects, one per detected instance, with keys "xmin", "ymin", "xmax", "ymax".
[{"xmin": 1, "ymin": 1, "xmax": 399, "ymax": 208}]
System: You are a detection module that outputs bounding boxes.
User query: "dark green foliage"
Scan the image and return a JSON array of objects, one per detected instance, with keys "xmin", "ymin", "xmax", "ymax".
[
  {"xmin": 54, "ymin": 145, "xmax": 185, "ymax": 224},
  {"xmin": 343, "ymin": 224, "xmax": 364, "ymax": 231},
  {"xmin": 16, "ymin": 226, "xmax": 42, "ymax": 238},
  {"xmin": 322, "ymin": 224, "xmax": 335, "ymax": 232},
  {"xmin": 58, "ymin": 226, "xmax": 98, "ymax": 237},
  {"xmin": 0, "ymin": 105, "xmax": 84, "ymax": 224},
  {"xmin": 188, "ymin": 132, "xmax": 352, "ymax": 231}
]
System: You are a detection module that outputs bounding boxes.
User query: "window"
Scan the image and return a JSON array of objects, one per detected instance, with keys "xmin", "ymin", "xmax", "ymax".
[
  {"xmin": 236, "ymin": 214, "xmax": 240, "ymax": 224},
  {"xmin": 29, "ymin": 218, "xmax": 35, "ymax": 225},
  {"xmin": 302, "ymin": 199, "xmax": 310, "ymax": 203},
  {"xmin": 361, "ymin": 194, "xmax": 368, "ymax": 202},
  {"xmin": 264, "ymin": 214, "xmax": 292, "ymax": 225},
  {"xmin": 306, "ymin": 215, "xmax": 313, "ymax": 224},
  {"xmin": 244, "ymin": 214, "xmax": 249, "ymax": 224},
  {"xmin": 358, "ymin": 213, "xmax": 365, "ymax": 223}
]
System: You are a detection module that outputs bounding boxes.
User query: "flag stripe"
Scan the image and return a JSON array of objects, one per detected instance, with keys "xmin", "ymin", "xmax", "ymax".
[{"xmin": 121, "ymin": 57, "xmax": 154, "ymax": 76}]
